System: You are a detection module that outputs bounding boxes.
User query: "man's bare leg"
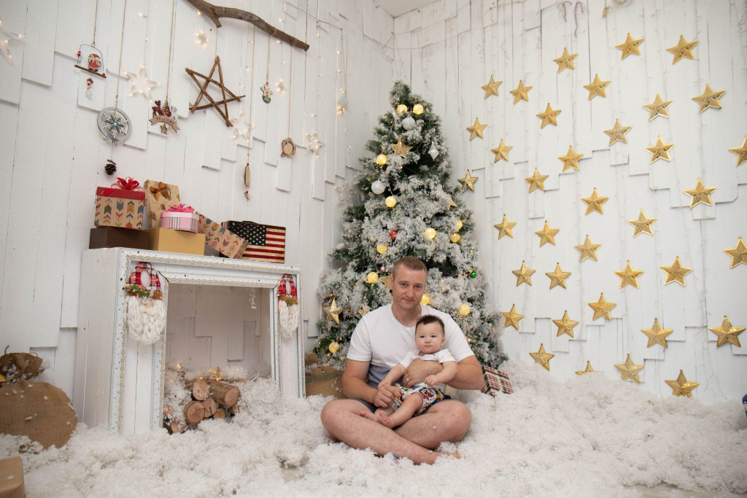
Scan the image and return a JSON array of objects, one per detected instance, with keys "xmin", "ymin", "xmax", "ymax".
[
  {"xmin": 379, "ymin": 395, "xmax": 421, "ymax": 428},
  {"xmin": 358, "ymin": 406, "xmax": 393, "ymax": 423},
  {"xmin": 394, "ymin": 400, "xmax": 472, "ymax": 450}
]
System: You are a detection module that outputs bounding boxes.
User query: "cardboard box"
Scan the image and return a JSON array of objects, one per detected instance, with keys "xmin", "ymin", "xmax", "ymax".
[
  {"xmin": 305, "ymin": 365, "xmax": 344, "ymax": 399},
  {"xmin": 148, "ymin": 228, "xmax": 205, "ymax": 256},
  {"xmin": 0, "ymin": 456, "xmax": 25, "ymax": 498},
  {"xmin": 94, "ymin": 186, "xmax": 145, "ymax": 230},
  {"xmin": 89, "ymin": 227, "xmax": 150, "ymax": 250},
  {"xmin": 143, "ymin": 181, "xmax": 181, "ymax": 229}
]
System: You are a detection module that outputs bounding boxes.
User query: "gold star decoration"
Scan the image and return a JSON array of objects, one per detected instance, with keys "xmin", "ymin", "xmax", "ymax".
[
  {"xmin": 537, "ymin": 103, "xmax": 561, "ymax": 128},
  {"xmin": 615, "ymin": 354, "xmax": 645, "ymax": 383},
  {"xmin": 392, "ymin": 137, "xmax": 413, "ymax": 157},
  {"xmin": 641, "ymin": 318, "xmax": 673, "ymax": 348},
  {"xmin": 529, "ymin": 343, "xmax": 554, "ymax": 371},
  {"xmin": 709, "ymin": 315, "xmax": 745, "ymax": 348},
  {"xmin": 512, "ymin": 261, "xmax": 536, "ymax": 286},
  {"xmin": 667, "ymin": 35, "xmax": 698, "ymax": 64},
  {"xmin": 494, "ymin": 214, "xmax": 517, "ymax": 239},
  {"xmin": 723, "ymin": 237, "xmax": 747, "ymax": 268},
  {"xmin": 323, "ymin": 298, "xmax": 343, "ymax": 325},
  {"xmin": 546, "ymin": 263, "xmax": 571, "ymax": 289},
  {"xmin": 535, "ymin": 221, "xmax": 559, "ymax": 247},
  {"xmin": 615, "ymin": 260, "xmax": 644, "ymax": 289},
  {"xmin": 503, "ymin": 304, "xmax": 524, "ymax": 330},
  {"xmin": 661, "ymin": 256, "xmax": 693, "ymax": 286},
  {"xmin": 558, "ymin": 145, "xmax": 584, "ymax": 172},
  {"xmin": 379, "ymin": 274, "xmax": 391, "ymax": 290},
  {"xmin": 643, "ymin": 94, "xmax": 674, "ymax": 121},
  {"xmin": 575, "ymin": 235, "xmax": 602, "ymax": 262},
  {"xmin": 525, "ymin": 168, "xmax": 549, "ymax": 193},
  {"xmin": 604, "ymin": 119, "xmax": 632, "ymax": 146},
  {"xmin": 692, "ymin": 84, "xmax": 726, "ymax": 113},
  {"xmin": 554, "ymin": 310, "xmax": 579, "ymax": 338},
  {"xmin": 509, "ymin": 80, "xmax": 532, "ymax": 104},
  {"xmin": 466, "ymin": 118, "xmax": 488, "ymax": 140},
  {"xmin": 645, "ymin": 136, "xmax": 675, "ymax": 163},
  {"xmin": 553, "ymin": 47, "xmax": 578, "ymax": 72},
  {"xmin": 628, "ymin": 209, "xmax": 657, "ymax": 237},
  {"xmin": 615, "ymin": 33, "xmax": 644, "ymax": 59},
  {"xmin": 481, "ymin": 75, "xmax": 502, "ymax": 99},
  {"xmin": 357, "ymin": 304, "xmax": 371, "ymax": 318},
  {"xmin": 581, "ymin": 188, "xmax": 609, "ymax": 215},
  {"xmin": 729, "ymin": 136, "xmax": 747, "ymax": 167},
  {"xmin": 575, "ymin": 361, "xmax": 597, "ymax": 375},
  {"xmin": 458, "ymin": 170, "xmax": 479, "ymax": 191},
  {"xmin": 583, "ymin": 74, "xmax": 611, "ymax": 100},
  {"xmin": 446, "ymin": 196, "xmax": 458, "ymax": 211},
  {"xmin": 589, "ymin": 293, "xmax": 616, "ymax": 321},
  {"xmin": 683, "ymin": 178, "xmax": 717, "ymax": 208},
  {"xmin": 666, "ymin": 370, "xmax": 699, "ymax": 397},
  {"xmin": 491, "ymin": 139, "xmax": 513, "ymax": 162}
]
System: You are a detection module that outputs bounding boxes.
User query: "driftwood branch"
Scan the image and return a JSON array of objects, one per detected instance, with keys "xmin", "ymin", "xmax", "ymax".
[{"xmin": 184, "ymin": 0, "xmax": 310, "ymax": 51}]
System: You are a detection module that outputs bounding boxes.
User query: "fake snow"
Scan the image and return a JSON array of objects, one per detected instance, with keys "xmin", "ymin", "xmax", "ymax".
[{"xmin": 1, "ymin": 362, "xmax": 745, "ymax": 497}]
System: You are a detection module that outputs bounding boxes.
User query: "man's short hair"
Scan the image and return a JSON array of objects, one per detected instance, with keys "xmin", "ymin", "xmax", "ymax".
[
  {"xmin": 415, "ymin": 315, "xmax": 445, "ymax": 335},
  {"xmin": 392, "ymin": 256, "xmax": 427, "ymax": 281}
]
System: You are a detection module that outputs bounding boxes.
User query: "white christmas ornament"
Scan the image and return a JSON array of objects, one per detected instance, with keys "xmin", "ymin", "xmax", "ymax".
[
  {"xmin": 429, "ymin": 145, "xmax": 439, "ymax": 160},
  {"xmin": 371, "ymin": 180, "xmax": 385, "ymax": 195},
  {"xmin": 402, "ymin": 117, "xmax": 416, "ymax": 130}
]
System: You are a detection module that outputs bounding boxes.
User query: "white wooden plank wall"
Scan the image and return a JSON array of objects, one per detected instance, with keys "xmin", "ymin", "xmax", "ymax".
[{"xmin": 393, "ymin": 0, "xmax": 747, "ymax": 402}]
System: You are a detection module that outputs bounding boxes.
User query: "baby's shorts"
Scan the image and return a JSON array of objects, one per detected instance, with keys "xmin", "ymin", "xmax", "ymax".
[{"xmin": 391, "ymin": 383, "xmax": 445, "ymax": 415}]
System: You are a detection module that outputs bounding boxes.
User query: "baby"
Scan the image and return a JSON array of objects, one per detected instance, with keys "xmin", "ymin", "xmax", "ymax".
[{"xmin": 363, "ymin": 315, "xmax": 457, "ymax": 428}]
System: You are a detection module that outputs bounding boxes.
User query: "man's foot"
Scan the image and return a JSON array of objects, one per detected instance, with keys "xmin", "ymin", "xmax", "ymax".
[
  {"xmin": 378, "ymin": 410, "xmax": 398, "ymax": 428},
  {"xmin": 358, "ymin": 410, "xmax": 378, "ymax": 422}
]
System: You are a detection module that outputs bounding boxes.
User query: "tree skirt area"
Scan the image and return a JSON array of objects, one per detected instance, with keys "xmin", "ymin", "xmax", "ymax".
[{"xmin": 2, "ymin": 361, "xmax": 745, "ymax": 497}]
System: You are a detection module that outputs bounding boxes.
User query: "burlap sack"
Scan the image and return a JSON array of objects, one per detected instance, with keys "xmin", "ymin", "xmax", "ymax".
[
  {"xmin": 0, "ymin": 381, "xmax": 77, "ymax": 450},
  {"xmin": 0, "ymin": 349, "xmax": 44, "ymax": 384}
]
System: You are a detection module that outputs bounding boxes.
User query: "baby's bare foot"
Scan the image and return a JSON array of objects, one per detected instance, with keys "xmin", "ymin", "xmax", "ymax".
[
  {"xmin": 378, "ymin": 410, "xmax": 397, "ymax": 428},
  {"xmin": 359, "ymin": 410, "xmax": 378, "ymax": 422}
]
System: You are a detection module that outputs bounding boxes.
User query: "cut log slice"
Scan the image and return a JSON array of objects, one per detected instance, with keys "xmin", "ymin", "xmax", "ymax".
[
  {"xmin": 207, "ymin": 380, "xmax": 240, "ymax": 407},
  {"xmin": 202, "ymin": 398, "xmax": 217, "ymax": 418},
  {"xmin": 186, "ymin": 379, "xmax": 209, "ymax": 401},
  {"xmin": 184, "ymin": 400, "xmax": 205, "ymax": 424},
  {"xmin": 214, "ymin": 408, "xmax": 226, "ymax": 419},
  {"xmin": 168, "ymin": 420, "xmax": 186, "ymax": 434}
]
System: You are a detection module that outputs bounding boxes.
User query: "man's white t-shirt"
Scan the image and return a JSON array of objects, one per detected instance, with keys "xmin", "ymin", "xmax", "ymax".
[
  {"xmin": 398, "ymin": 349, "xmax": 456, "ymax": 391},
  {"xmin": 347, "ymin": 304, "xmax": 474, "ymax": 386}
]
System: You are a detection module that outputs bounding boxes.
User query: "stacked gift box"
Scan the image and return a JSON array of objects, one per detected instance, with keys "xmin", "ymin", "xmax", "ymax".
[{"xmin": 90, "ymin": 177, "xmax": 150, "ymax": 250}]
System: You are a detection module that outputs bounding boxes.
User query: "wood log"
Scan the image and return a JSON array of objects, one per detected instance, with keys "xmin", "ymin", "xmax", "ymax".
[
  {"xmin": 163, "ymin": 405, "xmax": 173, "ymax": 419},
  {"xmin": 214, "ymin": 408, "xmax": 226, "ymax": 419},
  {"xmin": 184, "ymin": 400, "xmax": 205, "ymax": 424},
  {"xmin": 227, "ymin": 404, "xmax": 239, "ymax": 415},
  {"xmin": 207, "ymin": 380, "xmax": 240, "ymax": 407},
  {"xmin": 202, "ymin": 398, "xmax": 217, "ymax": 418},
  {"xmin": 185, "ymin": 379, "xmax": 209, "ymax": 401},
  {"xmin": 168, "ymin": 420, "xmax": 185, "ymax": 434}
]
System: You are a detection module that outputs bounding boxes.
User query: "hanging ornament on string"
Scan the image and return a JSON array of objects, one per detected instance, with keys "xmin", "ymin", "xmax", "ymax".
[
  {"xmin": 244, "ymin": 152, "xmax": 251, "ymax": 200},
  {"xmin": 85, "ymin": 78, "xmax": 94, "ymax": 99},
  {"xmin": 150, "ymin": 100, "xmax": 179, "ymax": 134},
  {"xmin": 98, "ymin": 107, "xmax": 131, "ymax": 144},
  {"xmin": 429, "ymin": 144, "xmax": 439, "ymax": 160},
  {"xmin": 186, "ymin": 56, "xmax": 245, "ymax": 127},
  {"xmin": 281, "ymin": 137, "xmax": 296, "ymax": 157},
  {"xmin": 230, "ymin": 108, "xmax": 254, "ymax": 144},
  {"xmin": 104, "ymin": 159, "xmax": 117, "ymax": 176},
  {"xmin": 261, "ymin": 82, "xmax": 272, "ymax": 103},
  {"xmin": 125, "ymin": 64, "xmax": 159, "ymax": 102},
  {"xmin": 75, "ymin": 44, "xmax": 106, "ymax": 78}
]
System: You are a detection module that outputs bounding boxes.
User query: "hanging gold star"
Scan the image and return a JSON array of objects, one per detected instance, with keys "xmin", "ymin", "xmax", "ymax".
[
  {"xmin": 546, "ymin": 262, "xmax": 571, "ymax": 289},
  {"xmin": 537, "ymin": 103, "xmax": 561, "ymax": 128},
  {"xmin": 641, "ymin": 318, "xmax": 673, "ymax": 348},
  {"xmin": 661, "ymin": 256, "xmax": 693, "ymax": 286},
  {"xmin": 357, "ymin": 304, "xmax": 371, "ymax": 318},
  {"xmin": 615, "ymin": 33, "xmax": 644, "ymax": 59},
  {"xmin": 645, "ymin": 136, "xmax": 675, "ymax": 163},
  {"xmin": 604, "ymin": 119, "xmax": 632, "ymax": 146},
  {"xmin": 323, "ymin": 298, "xmax": 343, "ymax": 325},
  {"xmin": 575, "ymin": 235, "xmax": 602, "ymax": 262},
  {"xmin": 643, "ymin": 94, "xmax": 674, "ymax": 121},
  {"xmin": 589, "ymin": 293, "xmax": 616, "ymax": 321},
  {"xmin": 466, "ymin": 118, "xmax": 488, "ymax": 140},
  {"xmin": 554, "ymin": 310, "xmax": 579, "ymax": 338},
  {"xmin": 615, "ymin": 354, "xmax": 644, "ymax": 383},
  {"xmin": 729, "ymin": 136, "xmax": 747, "ymax": 167},
  {"xmin": 512, "ymin": 261, "xmax": 535, "ymax": 286},
  {"xmin": 615, "ymin": 260, "xmax": 644, "ymax": 289},
  {"xmin": 666, "ymin": 370, "xmax": 699, "ymax": 397},
  {"xmin": 683, "ymin": 178, "xmax": 717, "ymax": 208},
  {"xmin": 723, "ymin": 237, "xmax": 747, "ymax": 268},
  {"xmin": 529, "ymin": 343, "xmax": 554, "ymax": 371},
  {"xmin": 628, "ymin": 209, "xmax": 657, "ymax": 237},
  {"xmin": 491, "ymin": 139, "xmax": 513, "ymax": 162},
  {"xmin": 558, "ymin": 145, "xmax": 584, "ymax": 172},
  {"xmin": 503, "ymin": 304, "xmax": 524, "ymax": 330},
  {"xmin": 379, "ymin": 274, "xmax": 391, "ymax": 290},
  {"xmin": 509, "ymin": 80, "xmax": 532, "ymax": 104},
  {"xmin": 553, "ymin": 47, "xmax": 578, "ymax": 72},
  {"xmin": 392, "ymin": 137, "xmax": 412, "ymax": 157},
  {"xmin": 692, "ymin": 84, "xmax": 726, "ymax": 113},
  {"xmin": 667, "ymin": 35, "xmax": 698, "ymax": 64},
  {"xmin": 525, "ymin": 168, "xmax": 549, "ymax": 193},
  {"xmin": 535, "ymin": 221, "xmax": 559, "ymax": 247},
  {"xmin": 458, "ymin": 170, "xmax": 478, "ymax": 191},
  {"xmin": 481, "ymin": 75, "xmax": 502, "ymax": 99},
  {"xmin": 581, "ymin": 188, "xmax": 609, "ymax": 215},
  {"xmin": 446, "ymin": 196, "xmax": 458, "ymax": 211},
  {"xmin": 709, "ymin": 315, "xmax": 745, "ymax": 347},
  {"xmin": 494, "ymin": 214, "xmax": 517, "ymax": 239},
  {"xmin": 575, "ymin": 361, "xmax": 597, "ymax": 375},
  {"xmin": 583, "ymin": 74, "xmax": 611, "ymax": 100}
]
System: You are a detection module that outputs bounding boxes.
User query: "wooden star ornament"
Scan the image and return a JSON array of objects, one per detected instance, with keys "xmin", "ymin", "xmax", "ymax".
[
  {"xmin": 604, "ymin": 119, "xmax": 632, "ymax": 146},
  {"xmin": 525, "ymin": 168, "xmax": 549, "ymax": 192},
  {"xmin": 576, "ymin": 361, "xmax": 597, "ymax": 375},
  {"xmin": 558, "ymin": 146, "xmax": 584, "ymax": 172},
  {"xmin": 729, "ymin": 136, "xmax": 747, "ymax": 167},
  {"xmin": 186, "ymin": 56, "xmax": 245, "ymax": 127},
  {"xmin": 575, "ymin": 235, "xmax": 602, "ymax": 262},
  {"xmin": 583, "ymin": 74, "xmax": 611, "ymax": 100},
  {"xmin": 509, "ymin": 80, "xmax": 532, "ymax": 104},
  {"xmin": 537, "ymin": 103, "xmax": 561, "ymax": 128},
  {"xmin": 683, "ymin": 178, "xmax": 717, "ymax": 207},
  {"xmin": 628, "ymin": 209, "xmax": 657, "ymax": 237},
  {"xmin": 667, "ymin": 35, "xmax": 698, "ymax": 64},
  {"xmin": 709, "ymin": 315, "xmax": 744, "ymax": 347},
  {"xmin": 466, "ymin": 118, "xmax": 488, "ymax": 140},
  {"xmin": 641, "ymin": 318, "xmax": 673, "ymax": 348},
  {"xmin": 491, "ymin": 139, "xmax": 513, "ymax": 162},
  {"xmin": 616, "ymin": 33, "xmax": 644, "ymax": 59},
  {"xmin": 582, "ymin": 188, "xmax": 609, "ymax": 215},
  {"xmin": 643, "ymin": 94, "xmax": 674, "ymax": 121},
  {"xmin": 529, "ymin": 343, "xmax": 554, "ymax": 371},
  {"xmin": 458, "ymin": 170, "xmax": 478, "ymax": 191},
  {"xmin": 645, "ymin": 136, "xmax": 675, "ymax": 163},
  {"xmin": 723, "ymin": 237, "xmax": 747, "ymax": 268},
  {"xmin": 615, "ymin": 260, "xmax": 644, "ymax": 289},
  {"xmin": 512, "ymin": 261, "xmax": 536, "ymax": 286},
  {"xmin": 494, "ymin": 215, "xmax": 516, "ymax": 239},
  {"xmin": 666, "ymin": 370, "xmax": 699, "ymax": 397},
  {"xmin": 392, "ymin": 137, "xmax": 412, "ymax": 157},
  {"xmin": 661, "ymin": 256, "xmax": 692, "ymax": 286},
  {"xmin": 535, "ymin": 221, "xmax": 559, "ymax": 247},
  {"xmin": 692, "ymin": 84, "xmax": 726, "ymax": 113},
  {"xmin": 553, "ymin": 47, "xmax": 578, "ymax": 72},
  {"xmin": 323, "ymin": 298, "xmax": 343, "ymax": 325},
  {"xmin": 546, "ymin": 263, "xmax": 571, "ymax": 289},
  {"xmin": 481, "ymin": 75, "xmax": 502, "ymax": 98},
  {"xmin": 503, "ymin": 304, "xmax": 524, "ymax": 330},
  {"xmin": 615, "ymin": 354, "xmax": 644, "ymax": 383},
  {"xmin": 554, "ymin": 311, "xmax": 579, "ymax": 338},
  {"xmin": 588, "ymin": 293, "xmax": 616, "ymax": 321}
]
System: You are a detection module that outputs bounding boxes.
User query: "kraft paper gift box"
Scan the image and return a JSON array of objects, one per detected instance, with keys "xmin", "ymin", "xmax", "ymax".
[
  {"xmin": 223, "ymin": 220, "xmax": 287, "ymax": 263},
  {"xmin": 160, "ymin": 204, "xmax": 199, "ymax": 233},
  {"xmin": 195, "ymin": 213, "xmax": 248, "ymax": 259},
  {"xmin": 89, "ymin": 227, "xmax": 150, "ymax": 250},
  {"xmin": 148, "ymin": 228, "xmax": 206, "ymax": 256},
  {"xmin": 143, "ymin": 180, "xmax": 181, "ymax": 229},
  {"xmin": 94, "ymin": 178, "xmax": 145, "ymax": 230},
  {"xmin": 0, "ymin": 456, "xmax": 25, "ymax": 498},
  {"xmin": 481, "ymin": 366, "xmax": 513, "ymax": 396}
]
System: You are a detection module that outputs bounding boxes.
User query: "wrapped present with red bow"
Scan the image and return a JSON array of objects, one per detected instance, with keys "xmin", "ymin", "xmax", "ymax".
[
  {"xmin": 94, "ymin": 177, "xmax": 145, "ymax": 230},
  {"xmin": 160, "ymin": 204, "xmax": 199, "ymax": 233},
  {"xmin": 143, "ymin": 180, "xmax": 181, "ymax": 229}
]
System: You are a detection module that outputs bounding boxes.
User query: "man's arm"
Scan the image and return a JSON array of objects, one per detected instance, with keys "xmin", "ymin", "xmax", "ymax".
[
  {"xmin": 341, "ymin": 359, "xmax": 400, "ymax": 408},
  {"xmin": 446, "ymin": 356, "xmax": 483, "ymax": 390}
]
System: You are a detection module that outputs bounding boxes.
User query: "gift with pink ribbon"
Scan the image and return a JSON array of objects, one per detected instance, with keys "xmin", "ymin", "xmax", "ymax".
[
  {"xmin": 160, "ymin": 203, "xmax": 199, "ymax": 233},
  {"xmin": 94, "ymin": 177, "xmax": 145, "ymax": 230}
]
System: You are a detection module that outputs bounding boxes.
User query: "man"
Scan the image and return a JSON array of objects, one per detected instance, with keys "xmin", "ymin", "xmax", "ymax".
[{"xmin": 320, "ymin": 256, "xmax": 484, "ymax": 464}]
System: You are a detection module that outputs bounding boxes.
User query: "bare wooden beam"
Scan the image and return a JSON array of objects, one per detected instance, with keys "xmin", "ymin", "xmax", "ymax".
[{"xmin": 184, "ymin": 0, "xmax": 310, "ymax": 51}]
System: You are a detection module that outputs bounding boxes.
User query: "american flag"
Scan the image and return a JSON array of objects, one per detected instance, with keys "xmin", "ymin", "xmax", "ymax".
[{"xmin": 226, "ymin": 221, "xmax": 286, "ymax": 263}]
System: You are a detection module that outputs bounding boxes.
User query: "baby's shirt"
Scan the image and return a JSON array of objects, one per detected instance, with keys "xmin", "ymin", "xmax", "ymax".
[{"xmin": 398, "ymin": 349, "xmax": 456, "ymax": 391}]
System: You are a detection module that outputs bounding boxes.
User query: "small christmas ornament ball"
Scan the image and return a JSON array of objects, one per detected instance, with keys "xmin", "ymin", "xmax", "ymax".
[
  {"xmin": 385, "ymin": 196, "xmax": 397, "ymax": 208},
  {"xmin": 429, "ymin": 145, "xmax": 439, "ymax": 160},
  {"xmin": 380, "ymin": 265, "xmax": 386, "ymax": 272},
  {"xmin": 402, "ymin": 117, "xmax": 416, "ymax": 130},
  {"xmin": 329, "ymin": 342, "xmax": 340, "ymax": 354},
  {"xmin": 396, "ymin": 104, "xmax": 408, "ymax": 115},
  {"xmin": 366, "ymin": 272, "xmax": 379, "ymax": 284},
  {"xmin": 371, "ymin": 180, "xmax": 386, "ymax": 195},
  {"xmin": 456, "ymin": 220, "xmax": 463, "ymax": 231},
  {"xmin": 376, "ymin": 244, "xmax": 388, "ymax": 254},
  {"xmin": 376, "ymin": 154, "xmax": 387, "ymax": 165},
  {"xmin": 458, "ymin": 303, "xmax": 471, "ymax": 316},
  {"xmin": 389, "ymin": 230, "xmax": 398, "ymax": 240},
  {"xmin": 450, "ymin": 233, "xmax": 461, "ymax": 243},
  {"xmin": 470, "ymin": 269, "xmax": 478, "ymax": 278},
  {"xmin": 421, "ymin": 294, "xmax": 431, "ymax": 306},
  {"xmin": 413, "ymin": 104, "xmax": 424, "ymax": 115},
  {"xmin": 424, "ymin": 228, "xmax": 437, "ymax": 240}
]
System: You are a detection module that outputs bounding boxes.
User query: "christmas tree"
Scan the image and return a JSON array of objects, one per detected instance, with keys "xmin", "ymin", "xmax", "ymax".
[{"xmin": 315, "ymin": 82, "xmax": 505, "ymax": 368}]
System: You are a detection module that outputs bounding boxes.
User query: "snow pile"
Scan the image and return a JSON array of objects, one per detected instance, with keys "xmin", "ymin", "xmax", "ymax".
[{"xmin": 1, "ymin": 363, "xmax": 745, "ymax": 497}]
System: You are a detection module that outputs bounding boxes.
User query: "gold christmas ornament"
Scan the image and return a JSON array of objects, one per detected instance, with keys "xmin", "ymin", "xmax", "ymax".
[
  {"xmin": 661, "ymin": 256, "xmax": 693, "ymax": 286},
  {"xmin": 530, "ymin": 343, "xmax": 554, "ymax": 371},
  {"xmin": 466, "ymin": 118, "xmax": 488, "ymax": 140},
  {"xmin": 709, "ymin": 316, "xmax": 745, "ymax": 347},
  {"xmin": 458, "ymin": 170, "xmax": 479, "ymax": 191},
  {"xmin": 628, "ymin": 209, "xmax": 657, "ymax": 237},
  {"xmin": 503, "ymin": 304, "xmax": 524, "ymax": 330},
  {"xmin": 575, "ymin": 235, "xmax": 602, "ymax": 262},
  {"xmin": 420, "ymin": 294, "xmax": 431, "ymax": 306},
  {"xmin": 450, "ymin": 233, "xmax": 461, "ymax": 243},
  {"xmin": 582, "ymin": 188, "xmax": 609, "ymax": 215},
  {"xmin": 616, "ymin": 33, "xmax": 644, "ymax": 59},
  {"xmin": 366, "ymin": 272, "xmax": 379, "ymax": 284},
  {"xmin": 376, "ymin": 244, "xmax": 388, "ymax": 254},
  {"xmin": 494, "ymin": 215, "xmax": 516, "ymax": 239},
  {"xmin": 357, "ymin": 304, "xmax": 371, "ymax": 317},
  {"xmin": 413, "ymin": 104, "xmax": 424, "ymax": 115},
  {"xmin": 692, "ymin": 84, "xmax": 726, "ymax": 113},
  {"xmin": 604, "ymin": 119, "xmax": 632, "ymax": 146},
  {"xmin": 723, "ymin": 237, "xmax": 747, "ymax": 268},
  {"xmin": 643, "ymin": 94, "xmax": 674, "ymax": 121},
  {"xmin": 535, "ymin": 220, "xmax": 559, "ymax": 247},
  {"xmin": 558, "ymin": 145, "xmax": 584, "ymax": 172},
  {"xmin": 456, "ymin": 220, "xmax": 463, "ymax": 231},
  {"xmin": 546, "ymin": 262, "xmax": 571, "ymax": 289},
  {"xmin": 645, "ymin": 136, "xmax": 675, "ymax": 163},
  {"xmin": 396, "ymin": 104, "xmax": 408, "ymax": 114},
  {"xmin": 376, "ymin": 154, "xmax": 387, "ymax": 165},
  {"xmin": 512, "ymin": 260, "xmax": 536, "ymax": 287},
  {"xmin": 615, "ymin": 354, "xmax": 644, "ymax": 383},
  {"xmin": 392, "ymin": 137, "xmax": 412, "ymax": 157},
  {"xmin": 641, "ymin": 318, "xmax": 673, "ymax": 348},
  {"xmin": 614, "ymin": 260, "xmax": 644, "ymax": 289},
  {"xmin": 554, "ymin": 310, "xmax": 579, "ymax": 338},
  {"xmin": 491, "ymin": 139, "xmax": 513, "ymax": 162},
  {"xmin": 728, "ymin": 136, "xmax": 747, "ymax": 166},
  {"xmin": 583, "ymin": 74, "xmax": 611, "ymax": 100},
  {"xmin": 329, "ymin": 342, "xmax": 340, "ymax": 354},
  {"xmin": 666, "ymin": 370, "xmax": 699, "ymax": 397},
  {"xmin": 667, "ymin": 35, "xmax": 698, "ymax": 64},
  {"xmin": 576, "ymin": 361, "xmax": 597, "ymax": 375},
  {"xmin": 537, "ymin": 103, "xmax": 561, "ymax": 128},
  {"xmin": 446, "ymin": 196, "xmax": 458, "ymax": 211},
  {"xmin": 481, "ymin": 75, "xmax": 502, "ymax": 99},
  {"xmin": 589, "ymin": 293, "xmax": 616, "ymax": 321},
  {"xmin": 683, "ymin": 178, "xmax": 717, "ymax": 208},
  {"xmin": 385, "ymin": 196, "xmax": 397, "ymax": 208},
  {"xmin": 509, "ymin": 80, "xmax": 532, "ymax": 104},
  {"xmin": 424, "ymin": 228, "xmax": 437, "ymax": 240},
  {"xmin": 323, "ymin": 298, "xmax": 343, "ymax": 325},
  {"xmin": 458, "ymin": 303, "xmax": 471, "ymax": 316},
  {"xmin": 553, "ymin": 47, "xmax": 578, "ymax": 72},
  {"xmin": 525, "ymin": 168, "xmax": 549, "ymax": 192}
]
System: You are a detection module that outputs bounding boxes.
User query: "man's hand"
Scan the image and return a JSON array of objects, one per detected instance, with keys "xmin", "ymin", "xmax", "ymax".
[
  {"xmin": 373, "ymin": 383, "xmax": 401, "ymax": 408},
  {"xmin": 402, "ymin": 359, "xmax": 443, "ymax": 388}
]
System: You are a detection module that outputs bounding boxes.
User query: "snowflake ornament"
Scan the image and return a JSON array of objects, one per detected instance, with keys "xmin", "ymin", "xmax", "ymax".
[{"xmin": 126, "ymin": 64, "xmax": 159, "ymax": 102}]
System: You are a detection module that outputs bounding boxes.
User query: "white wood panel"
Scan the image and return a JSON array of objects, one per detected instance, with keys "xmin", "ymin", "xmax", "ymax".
[
  {"xmin": 22, "ymin": 0, "xmax": 59, "ymax": 87},
  {"xmin": 0, "ymin": 0, "xmax": 27, "ymax": 105}
]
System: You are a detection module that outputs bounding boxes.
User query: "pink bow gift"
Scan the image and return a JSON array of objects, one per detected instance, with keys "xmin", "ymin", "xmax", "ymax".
[
  {"xmin": 166, "ymin": 204, "xmax": 195, "ymax": 213},
  {"xmin": 112, "ymin": 177, "xmax": 143, "ymax": 191}
]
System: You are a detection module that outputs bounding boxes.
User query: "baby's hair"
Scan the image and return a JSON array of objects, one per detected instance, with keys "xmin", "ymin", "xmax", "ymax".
[{"xmin": 415, "ymin": 315, "xmax": 445, "ymax": 335}]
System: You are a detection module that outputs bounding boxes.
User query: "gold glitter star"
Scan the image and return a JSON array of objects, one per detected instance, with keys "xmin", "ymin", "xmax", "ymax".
[
  {"xmin": 645, "ymin": 136, "xmax": 675, "ymax": 163},
  {"xmin": 583, "ymin": 74, "xmax": 611, "ymax": 100},
  {"xmin": 575, "ymin": 361, "xmax": 597, "ymax": 375},
  {"xmin": 709, "ymin": 315, "xmax": 745, "ymax": 348},
  {"xmin": 554, "ymin": 310, "xmax": 579, "ymax": 338},
  {"xmin": 558, "ymin": 145, "xmax": 584, "ymax": 172},
  {"xmin": 357, "ymin": 304, "xmax": 371, "ymax": 318},
  {"xmin": 615, "ymin": 33, "xmax": 644, "ymax": 59},
  {"xmin": 537, "ymin": 103, "xmax": 561, "ymax": 128},
  {"xmin": 574, "ymin": 235, "xmax": 602, "ymax": 262},
  {"xmin": 588, "ymin": 293, "xmax": 616, "ymax": 321},
  {"xmin": 553, "ymin": 47, "xmax": 578, "ymax": 72},
  {"xmin": 692, "ymin": 84, "xmax": 726, "ymax": 113},
  {"xmin": 581, "ymin": 188, "xmax": 609, "ymax": 215},
  {"xmin": 494, "ymin": 214, "xmax": 516, "ymax": 239},
  {"xmin": 683, "ymin": 178, "xmax": 717, "ymax": 207},
  {"xmin": 446, "ymin": 196, "xmax": 458, "ymax": 211},
  {"xmin": 535, "ymin": 220, "xmax": 559, "ymax": 247},
  {"xmin": 643, "ymin": 94, "xmax": 674, "ymax": 121},
  {"xmin": 503, "ymin": 304, "xmax": 524, "ymax": 330},
  {"xmin": 481, "ymin": 75, "xmax": 502, "ymax": 99},
  {"xmin": 615, "ymin": 260, "xmax": 644, "ymax": 289},
  {"xmin": 604, "ymin": 119, "xmax": 632, "ymax": 146},
  {"xmin": 392, "ymin": 137, "xmax": 412, "ymax": 157},
  {"xmin": 491, "ymin": 139, "xmax": 513, "ymax": 162},
  {"xmin": 661, "ymin": 256, "xmax": 692, "ymax": 286},
  {"xmin": 466, "ymin": 118, "xmax": 488, "ymax": 140},
  {"xmin": 512, "ymin": 261, "xmax": 535, "ymax": 286},
  {"xmin": 458, "ymin": 170, "xmax": 478, "ymax": 191},
  {"xmin": 546, "ymin": 262, "xmax": 571, "ymax": 289},
  {"xmin": 509, "ymin": 80, "xmax": 532, "ymax": 104},
  {"xmin": 615, "ymin": 354, "xmax": 644, "ymax": 383},
  {"xmin": 729, "ymin": 136, "xmax": 747, "ymax": 167},
  {"xmin": 379, "ymin": 274, "xmax": 391, "ymax": 290},
  {"xmin": 529, "ymin": 343, "xmax": 554, "ymax": 371},
  {"xmin": 628, "ymin": 209, "xmax": 657, "ymax": 237},
  {"xmin": 667, "ymin": 35, "xmax": 698, "ymax": 64},
  {"xmin": 641, "ymin": 318, "xmax": 673, "ymax": 348},
  {"xmin": 323, "ymin": 298, "xmax": 343, "ymax": 325},
  {"xmin": 723, "ymin": 237, "xmax": 747, "ymax": 268},
  {"xmin": 666, "ymin": 370, "xmax": 699, "ymax": 397},
  {"xmin": 525, "ymin": 168, "xmax": 549, "ymax": 193}
]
